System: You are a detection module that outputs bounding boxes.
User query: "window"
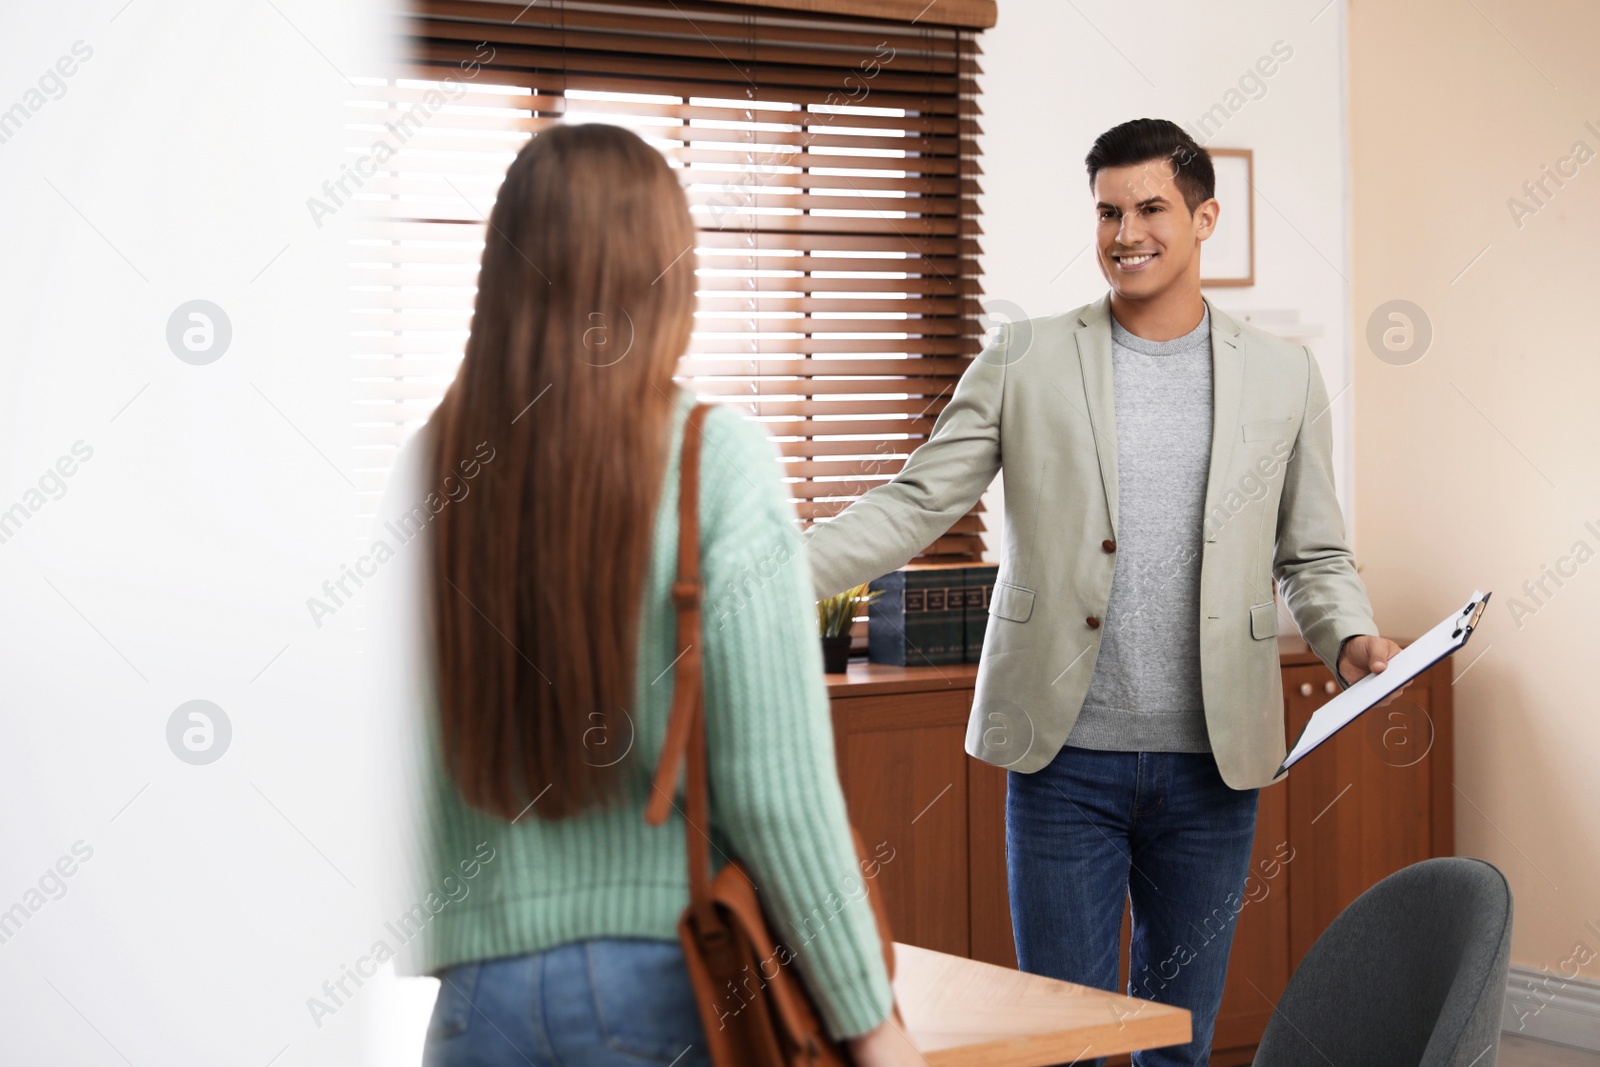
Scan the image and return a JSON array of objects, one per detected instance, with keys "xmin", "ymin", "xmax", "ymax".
[{"xmin": 352, "ymin": 0, "xmax": 994, "ymax": 562}]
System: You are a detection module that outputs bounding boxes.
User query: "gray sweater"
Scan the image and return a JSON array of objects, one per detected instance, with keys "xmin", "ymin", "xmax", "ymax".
[{"xmin": 1067, "ymin": 307, "xmax": 1214, "ymax": 753}]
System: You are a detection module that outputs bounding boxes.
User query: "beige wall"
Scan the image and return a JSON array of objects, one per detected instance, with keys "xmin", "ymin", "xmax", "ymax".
[{"xmin": 1350, "ymin": 0, "xmax": 1600, "ymax": 977}]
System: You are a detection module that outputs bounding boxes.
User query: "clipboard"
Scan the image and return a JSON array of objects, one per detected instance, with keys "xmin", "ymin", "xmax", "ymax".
[{"xmin": 1277, "ymin": 589, "xmax": 1491, "ymax": 776}]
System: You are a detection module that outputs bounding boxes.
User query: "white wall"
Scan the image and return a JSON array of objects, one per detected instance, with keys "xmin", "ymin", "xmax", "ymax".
[
  {"xmin": 975, "ymin": 0, "xmax": 1356, "ymax": 560},
  {"xmin": 0, "ymin": 2, "xmax": 404, "ymax": 1064}
]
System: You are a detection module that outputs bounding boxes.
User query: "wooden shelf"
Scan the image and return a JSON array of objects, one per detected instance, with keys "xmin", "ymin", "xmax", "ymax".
[
  {"xmin": 825, "ymin": 635, "xmax": 1349, "ymax": 697},
  {"xmin": 825, "ymin": 659, "xmax": 980, "ymax": 698}
]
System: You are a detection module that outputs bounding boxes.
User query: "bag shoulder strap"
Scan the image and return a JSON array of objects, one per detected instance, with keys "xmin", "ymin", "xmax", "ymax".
[
  {"xmin": 644, "ymin": 402, "xmax": 718, "ymax": 927},
  {"xmin": 644, "ymin": 399, "xmax": 904, "ymax": 1018}
]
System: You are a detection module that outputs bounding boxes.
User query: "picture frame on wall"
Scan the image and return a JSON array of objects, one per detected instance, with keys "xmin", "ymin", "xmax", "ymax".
[{"xmin": 1203, "ymin": 147, "xmax": 1254, "ymax": 287}]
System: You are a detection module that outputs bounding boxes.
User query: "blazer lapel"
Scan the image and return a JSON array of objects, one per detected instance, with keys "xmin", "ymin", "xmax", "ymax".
[
  {"xmin": 1073, "ymin": 294, "xmax": 1119, "ymax": 534},
  {"xmin": 1202, "ymin": 297, "xmax": 1244, "ymax": 540},
  {"xmin": 1076, "ymin": 294, "xmax": 1244, "ymax": 543}
]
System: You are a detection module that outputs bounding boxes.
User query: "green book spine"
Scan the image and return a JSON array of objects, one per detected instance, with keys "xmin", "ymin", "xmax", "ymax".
[
  {"xmin": 913, "ymin": 569, "xmax": 965, "ymax": 666},
  {"xmin": 964, "ymin": 564, "xmax": 998, "ymax": 662}
]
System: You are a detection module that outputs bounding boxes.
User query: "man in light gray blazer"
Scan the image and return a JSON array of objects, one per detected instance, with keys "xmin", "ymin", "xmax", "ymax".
[{"xmin": 804, "ymin": 119, "xmax": 1404, "ymax": 1067}]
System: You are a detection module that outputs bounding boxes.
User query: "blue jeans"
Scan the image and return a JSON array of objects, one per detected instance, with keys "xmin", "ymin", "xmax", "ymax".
[
  {"xmin": 422, "ymin": 938, "xmax": 713, "ymax": 1067},
  {"xmin": 1007, "ymin": 745, "xmax": 1259, "ymax": 1067}
]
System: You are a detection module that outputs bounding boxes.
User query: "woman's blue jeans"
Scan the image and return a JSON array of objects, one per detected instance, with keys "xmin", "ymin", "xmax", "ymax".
[
  {"xmin": 1007, "ymin": 745, "xmax": 1260, "ymax": 1067},
  {"xmin": 422, "ymin": 938, "xmax": 713, "ymax": 1067}
]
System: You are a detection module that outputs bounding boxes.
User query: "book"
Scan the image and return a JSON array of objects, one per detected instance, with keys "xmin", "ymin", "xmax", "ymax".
[
  {"xmin": 867, "ymin": 563, "xmax": 969, "ymax": 667},
  {"xmin": 963, "ymin": 563, "xmax": 998, "ymax": 663}
]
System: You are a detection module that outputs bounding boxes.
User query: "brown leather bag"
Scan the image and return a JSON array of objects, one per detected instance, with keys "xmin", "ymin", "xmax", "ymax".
[{"xmin": 644, "ymin": 401, "xmax": 901, "ymax": 1066}]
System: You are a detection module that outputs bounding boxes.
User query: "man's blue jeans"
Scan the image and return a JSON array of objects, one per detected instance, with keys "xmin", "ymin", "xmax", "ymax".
[
  {"xmin": 422, "ymin": 938, "xmax": 712, "ymax": 1067},
  {"xmin": 1007, "ymin": 745, "xmax": 1259, "ymax": 1067}
]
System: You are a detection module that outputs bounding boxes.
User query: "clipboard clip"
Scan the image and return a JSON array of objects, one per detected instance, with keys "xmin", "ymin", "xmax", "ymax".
[{"xmin": 1452, "ymin": 591, "xmax": 1492, "ymax": 639}]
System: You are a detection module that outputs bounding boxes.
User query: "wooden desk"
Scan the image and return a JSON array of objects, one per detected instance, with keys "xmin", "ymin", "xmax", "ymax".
[{"xmin": 894, "ymin": 942, "xmax": 1191, "ymax": 1065}]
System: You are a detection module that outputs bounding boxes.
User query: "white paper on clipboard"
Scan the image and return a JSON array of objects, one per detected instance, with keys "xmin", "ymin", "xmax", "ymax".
[{"xmin": 1278, "ymin": 590, "xmax": 1491, "ymax": 775}]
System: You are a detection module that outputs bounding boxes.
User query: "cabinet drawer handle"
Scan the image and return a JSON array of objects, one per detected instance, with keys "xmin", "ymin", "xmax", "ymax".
[
  {"xmin": 1300, "ymin": 683, "xmax": 1313, "ymax": 697},
  {"xmin": 1325, "ymin": 680, "xmax": 1338, "ymax": 695}
]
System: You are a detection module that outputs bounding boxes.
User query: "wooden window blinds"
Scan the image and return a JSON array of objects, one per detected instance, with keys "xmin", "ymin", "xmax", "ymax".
[{"xmin": 355, "ymin": 0, "xmax": 992, "ymax": 561}]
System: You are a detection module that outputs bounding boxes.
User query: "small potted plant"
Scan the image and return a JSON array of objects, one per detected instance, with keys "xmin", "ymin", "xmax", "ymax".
[{"xmin": 816, "ymin": 582, "xmax": 882, "ymax": 674}]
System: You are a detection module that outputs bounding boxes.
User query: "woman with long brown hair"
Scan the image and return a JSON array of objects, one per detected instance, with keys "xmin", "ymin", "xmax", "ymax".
[{"xmin": 376, "ymin": 123, "xmax": 926, "ymax": 1066}]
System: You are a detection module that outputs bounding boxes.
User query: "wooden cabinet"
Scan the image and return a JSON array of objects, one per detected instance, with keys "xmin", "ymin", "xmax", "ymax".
[
  {"xmin": 829, "ymin": 681, "xmax": 972, "ymax": 957},
  {"xmin": 1280, "ymin": 654, "xmax": 1453, "ymax": 975},
  {"xmin": 827, "ymin": 637, "xmax": 1454, "ymax": 1065}
]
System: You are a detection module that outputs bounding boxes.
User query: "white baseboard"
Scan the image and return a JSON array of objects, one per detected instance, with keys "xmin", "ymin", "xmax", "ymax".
[{"xmin": 1502, "ymin": 964, "xmax": 1600, "ymax": 1051}]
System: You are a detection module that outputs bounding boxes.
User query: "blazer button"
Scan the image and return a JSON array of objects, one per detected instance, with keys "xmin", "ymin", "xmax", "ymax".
[
  {"xmin": 1102, "ymin": 539, "xmax": 1117, "ymax": 552},
  {"xmin": 1086, "ymin": 615, "xmax": 1101, "ymax": 628}
]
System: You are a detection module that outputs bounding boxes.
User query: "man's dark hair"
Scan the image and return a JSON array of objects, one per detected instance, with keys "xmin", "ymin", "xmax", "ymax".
[{"xmin": 1085, "ymin": 118, "xmax": 1215, "ymax": 214}]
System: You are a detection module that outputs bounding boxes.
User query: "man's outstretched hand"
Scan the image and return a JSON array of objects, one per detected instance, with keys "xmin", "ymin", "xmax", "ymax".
[{"xmin": 1337, "ymin": 634, "xmax": 1410, "ymax": 707}]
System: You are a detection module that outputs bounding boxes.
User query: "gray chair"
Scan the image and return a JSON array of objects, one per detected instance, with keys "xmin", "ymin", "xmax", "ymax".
[{"xmin": 1254, "ymin": 857, "xmax": 1513, "ymax": 1066}]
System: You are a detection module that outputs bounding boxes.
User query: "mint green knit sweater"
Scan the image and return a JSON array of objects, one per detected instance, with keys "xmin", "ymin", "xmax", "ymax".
[{"xmin": 386, "ymin": 386, "xmax": 894, "ymax": 1039}]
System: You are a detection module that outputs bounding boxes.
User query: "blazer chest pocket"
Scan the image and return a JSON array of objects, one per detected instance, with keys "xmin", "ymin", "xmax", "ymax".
[
  {"xmin": 1249, "ymin": 600, "xmax": 1278, "ymax": 640},
  {"xmin": 989, "ymin": 581, "xmax": 1035, "ymax": 623},
  {"xmin": 1241, "ymin": 417, "xmax": 1298, "ymax": 443}
]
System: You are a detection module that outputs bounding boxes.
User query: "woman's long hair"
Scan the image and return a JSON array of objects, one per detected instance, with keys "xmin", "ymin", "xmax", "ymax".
[{"xmin": 426, "ymin": 123, "xmax": 698, "ymax": 821}]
